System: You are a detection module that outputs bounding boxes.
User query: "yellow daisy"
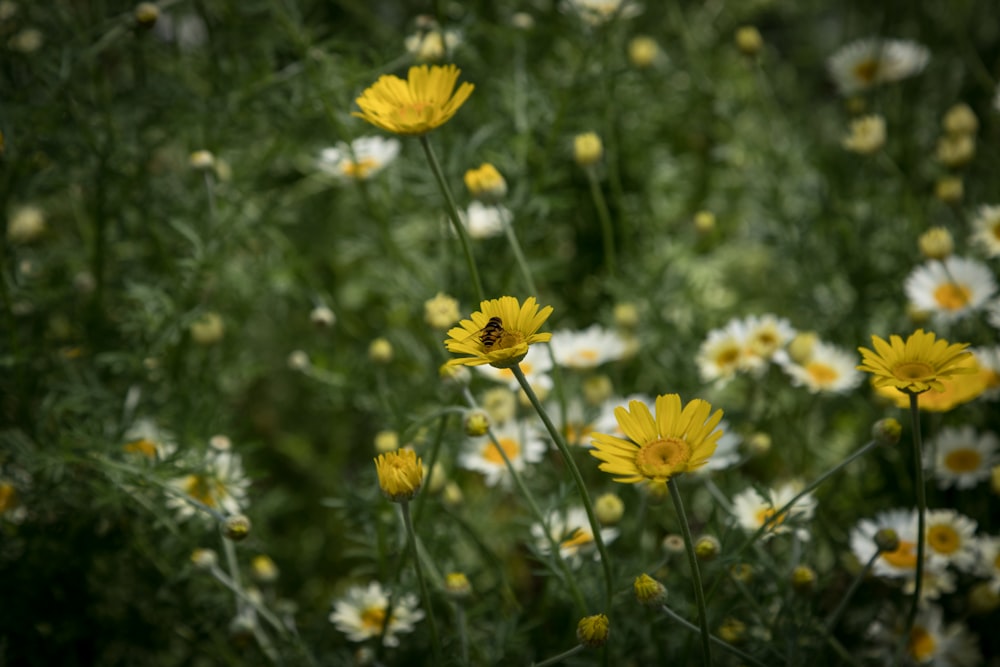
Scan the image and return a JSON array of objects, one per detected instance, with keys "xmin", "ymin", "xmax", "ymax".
[
  {"xmin": 857, "ymin": 329, "xmax": 974, "ymax": 395},
  {"xmin": 444, "ymin": 296, "xmax": 553, "ymax": 368},
  {"xmin": 353, "ymin": 64, "xmax": 474, "ymax": 136},
  {"xmin": 589, "ymin": 394, "xmax": 724, "ymax": 485},
  {"xmin": 374, "ymin": 449, "xmax": 424, "ymax": 502},
  {"xmin": 873, "ymin": 353, "xmax": 986, "ymax": 412}
]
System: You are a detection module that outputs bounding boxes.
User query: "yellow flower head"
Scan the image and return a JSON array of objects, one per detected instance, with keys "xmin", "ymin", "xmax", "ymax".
[
  {"xmin": 444, "ymin": 296, "xmax": 553, "ymax": 369},
  {"xmin": 374, "ymin": 449, "xmax": 424, "ymax": 502},
  {"xmin": 633, "ymin": 573, "xmax": 668, "ymax": 606},
  {"xmin": 590, "ymin": 394, "xmax": 724, "ymax": 485},
  {"xmin": 873, "ymin": 353, "xmax": 986, "ymax": 411},
  {"xmin": 353, "ymin": 64, "xmax": 474, "ymax": 136},
  {"xmin": 573, "ymin": 132, "xmax": 603, "ymax": 167},
  {"xmin": 463, "ymin": 163, "xmax": 507, "ymax": 202},
  {"xmin": 857, "ymin": 329, "xmax": 974, "ymax": 395}
]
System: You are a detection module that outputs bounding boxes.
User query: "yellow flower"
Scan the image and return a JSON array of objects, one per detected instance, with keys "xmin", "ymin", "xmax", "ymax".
[
  {"xmin": 576, "ymin": 614, "xmax": 609, "ymax": 648},
  {"xmin": 633, "ymin": 573, "xmax": 668, "ymax": 606},
  {"xmin": 353, "ymin": 64, "xmax": 474, "ymax": 136},
  {"xmin": 374, "ymin": 449, "xmax": 424, "ymax": 502},
  {"xmin": 857, "ymin": 329, "xmax": 974, "ymax": 395},
  {"xmin": 444, "ymin": 296, "xmax": 553, "ymax": 369},
  {"xmin": 463, "ymin": 163, "xmax": 507, "ymax": 202},
  {"xmin": 589, "ymin": 394, "xmax": 724, "ymax": 485},
  {"xmin": 873, "ymin": 353, "xmax": 986, "ymax": 411}
]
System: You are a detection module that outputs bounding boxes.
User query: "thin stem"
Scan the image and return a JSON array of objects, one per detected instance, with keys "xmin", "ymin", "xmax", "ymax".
[
  {"xmin": 898, "ymin": 392, "xmax": 926, "ymax": 665},
  {"xmin": 658, "ymin": 604, "xmax": 768, "ymax": 667},
  {"xmin": 531, "ymin": 643, "xmax": 586, "ymax": 667},
  {"xmin": 499, "ymin": 206, "xmax": 538, "ymax": 295},
  {"xmin": 668, "ymin": 479, "xmax": 712, "ymax": 667},
  {"xmin": 510, "ymin": 364, "xmax": 615, "ymax": 611},
  {"xmin": 400, "ymin": 501, "xmax": 443, "ymax": 664},
  {"xmin": 585, "ymin": 167, "xmax": 616, "ymax": 279},
  {"xmin": 419, "ymin": 135, "xmax": 485, "ymax": 302},
  {"xmin": 453, "ymin": 602, "xmax": 469, "ymax": 667}
]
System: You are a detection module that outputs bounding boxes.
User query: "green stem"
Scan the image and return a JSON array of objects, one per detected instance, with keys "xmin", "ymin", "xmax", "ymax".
[
  {"xmin": 668, "ymin": 479, "xmax": 712, "ymax": 667},
  {"xmin": 585, "ymin": 167, "xmax": 616, "ymax": 279},
  {"xmin": 531, "ymin": 643, "xmax": 586, "ymax": 667},
  {"xmin": 453, "ymin": 602, "xmax": 469, "ymax": 667},
  {"xmin": 400, "ymin": 501, "xmax": 442, "ymax": 664},
  {"xmin": 499, "ymin": 206, "xmax": 537, "ymax": 295},
  {"xmin": 658, "ymin": 604, "xmax": 767, "ymax": 667},
  {"xmin": 511, "ymin": 364, "xmax": 615, "ymax": 611},
  {"xmin": 419, "ymin": 135, "xmax": 485, "ymax": 302},
  {"xmin": 898, "ymin": 392, "xmax": 926, "ymax": 665}
]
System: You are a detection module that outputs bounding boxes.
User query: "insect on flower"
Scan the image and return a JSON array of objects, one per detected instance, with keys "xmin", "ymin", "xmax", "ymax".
[{"xmin": 460, "ymin": 316, "xmax": 507, "ymax": 351}]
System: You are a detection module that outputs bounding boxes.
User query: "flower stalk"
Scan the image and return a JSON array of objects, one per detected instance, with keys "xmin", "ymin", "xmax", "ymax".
[{"xmin": 668, "ymin": 479, "xmax": 713, "ymax": 666}]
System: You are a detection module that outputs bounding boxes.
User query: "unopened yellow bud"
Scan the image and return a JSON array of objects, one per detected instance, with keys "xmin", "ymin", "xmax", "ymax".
[
  {"xmin": 694, "ymin": 535, "xmax": 720, "ymax": 561},
  {"xmin": 445, "ymin": 572, "xmax": 472, "ymax": 598},
  {"xmin": 735, "ymin": 26, "xmax": 763, "ymax": 56},
  {"xmin": 374, "ymin": 430, "xmax": 399, "ymax": 453},
  {"xmin": 633, "ymin": 573, "xmax": 668, "ymax": 606},
  {"xmin": 374, "ymin": 448, "xmax": 423, "ymax": 502},
  {"xmin": 464, "ymin": 410, "xmax": 490, "ymax": 437},
  {"xmin": 791, "ymin": 565, "xmax": 816, "ymax": 594},
  {"xmin": 787, "ymin": 332, "xmax": 818, "ymax": 364},
  {"xmin": 368, "ymin": 337, "xmax": 393, "ymax": 363},
  {"xmin": 872, "ymin": 418, "xmax": 902, "ymax": 446},
  {"xmin": 718, "ymin": 617, "xmax": 747, "ymax": 643},
  {"xmin": 594, "ymin": 492, "xmax": 624, "ymax": 525},
  {"xmin": 628, "ymin": 36, "xmax": 658, "ymax": 68},
  {"xmin": 190, "ymin": 312, "xmax": 225, "ymax": 345},
  {"xmin": 576, "ymin": 614, "xmax": 609, "ymax": 648},
  {"xmin": 223, "ymin": 515, "xmax": 251, "ymax": 542},
  {"xmin": 573, "ymin": 132, "xmax": 603, "ymax": 167},
  {"xmin": 942, "ymin": 103, "xmax": 978, "ymax": 136},
  {"xmin": 463, "ymin": 163, "xmax": 507, "ymax": 202},
  {"xmin": 918, "ymin": 227, "xmax": 954, "ymax": 260},
  {"xmin": 935, "ymin": 177, "xmax": 963, "ymax": 204}
]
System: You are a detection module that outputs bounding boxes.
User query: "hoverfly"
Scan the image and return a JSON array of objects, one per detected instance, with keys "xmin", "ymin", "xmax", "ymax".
[{"xmin": 477, "ymin": 316, "xmax": 505, "ymax": 352}]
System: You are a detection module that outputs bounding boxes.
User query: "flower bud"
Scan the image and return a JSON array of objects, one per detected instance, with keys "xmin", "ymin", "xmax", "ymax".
[
  {"xmin": 576, "ymin": 613, "xmax": 609, "ymax": 648},
  {"xmin": 442, "ymin": 481, "xmax": 463, "ymax": 506},
  {"xmin": 464, "ymin": 410, "xmax": 490, "ymax": 437},
  {"xmin": 445, "ymin": 572, "xmax": 472, "ymax": 598},
  {"xmin": 918, "ymin": 227, "xmax": 953, "ymax": 260},
  {"xmin": 190, "ymin": 312, "xmax": 225, "ymax": 345},
  {"xmin": 374, "ymin": 430, "xmax": 399, "ymax": 453},
  {"xmin": 735, "ymin": 26, "xmax": 763, "ymax": 56},
  {"xmin": 662, "ymin": 534, "xmax": 685, "ymax": 555},
  {"xmin": 463, "ymin": 163, "xmax": 507, "ymax": 202},
  {"xmin": 942, "ymin": 103, "xmax": 978, "ymax": 136},
  {"xmin": 251, "ymin": 554, "xmax": 279, "ymax": 583},
  {"xmin": 787, "ymin": 331, "xmax": 818, "ymax": 364},
  {"xmin": 693, "ymin": 210, "xmax": 716, "ymax": 234},
  {"xmin": 627, "ymin": 36, "xmax": 658, "ymax": 68},
  {"xmin": 718, "ymin": 617, "xmax": 747, "ymax": 643},
  {"xmin": 573, "ymin": 132, "xmax": 603, "ymax": 167},
  {"xmin": 424, "ymin": 292, "xmax": 460, "ymax": 329},
  {"xmin": 936, "ymin": 133, "xmax": 975, "ymax": 168},
  {"xmin": 791, "ymin": 565, "xmax": 816, "ymax": 594},
  {"xmin": 191, "ymin": 548, "xmax": 218, "ymax": 570},
  {"xmin": 189, "ymin": 150, "xmax": 215, "ymax": 171},
  {"xmin": 223, "ymin": 515, "xmax": 251, "ymax": 542},
  {"xmin": 747, "ymin": 432, "xmax": 771, "ymax": 456},
  {"xmin": 633, "ymin": 573, "xmax": 668, "ymax": 606},
  {"xmin": 134, "ymin": 2, "xmax": 159, "ymax": 29},
  {"xmin": 874, "ymin": 528, "xmax": 900, "ymax": 553},
  {"xmin": 694, "ymin": 535, "xmax": 720, "ymax": 561},
  {"xmin": 934, "ymin": 177, "xmax": 963, "ymax": 204},
  {"xmin": 287, "ymin": 350, "xmax": 310, "ymax": 371},
  {"xmin": 872, "ymin": 418, "xmax": 902, "ymax": 446},
  {"xmin": 310, "ymin": 305, "xmax": 336, "ymax": 328},
  {"xmin": 613, "ymin": 302, "xmax": 639, "ymax": 329},
  {"xmin": 594, "ymin": 492, "xmax": 624, "ymax": 525},
  {"xmin": 439, "ymin": 363, "xmax": 470, "ymax": 385},
  {"xmin": 729, "ymin": 563, "xmax": 753, "ymax": 584},
  {"xmin": 6, "ymin": 205, "xmax": 46, "ymax": 244},
  {"xmin": 368, "ymin": 337, "xmax": 393, "ymax": 364},
  {"xmin": 968, "ymin": 581, "xmax": 1000, "ymax": 614}
]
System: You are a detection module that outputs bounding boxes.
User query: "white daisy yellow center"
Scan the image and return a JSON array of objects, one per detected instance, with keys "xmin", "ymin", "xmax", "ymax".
[
  {"xmin": 183, "ymin": 474, "xmax": 223, "ymax": 507},
  {"xmin": 341, "ymin": 157, "xmax": 380, "ymax": 179},
  {"xmin": 483, "ymin": 437, "xmax": 521, "ymax": 465},
  {"xmin": 713, "ymin": 343, "xmax": 742, "ymax": 368},
  {"xmin": 561, "ymin": 528, "xmax": 594, "ymax": 551},
  {"xmin": 881, "ymin": 539, "xmax": 918, "ymax": 569},
  {"xmin": 927, "ymin": 524, "xmax": 961, "ymax": 555},
  {"xmin": 908, "ymin": 625, "xmax": 936, "ymax": 662},
  {"xmin": 932, "ymin": 283, "xmax": 971, "ymax": 311},
  {"xmin": 806, "ymin": 361, "xmax": 839, "ymax": 386},
  {"xmin": 360, "ymin": 605, "xmax": 387, "ymax": 632},
  {"xmin": 124, "ymin": 438, "xmax": 158, "ymax": 458},
  {"xmin": 943, "ymin": 448, "xmax": 982, "ymax": 473}
]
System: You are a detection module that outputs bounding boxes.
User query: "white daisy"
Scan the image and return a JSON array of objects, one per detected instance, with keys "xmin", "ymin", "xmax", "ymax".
[
  {"xmin": 731, "ymin": 482, "xmax": 816, "ymax": 541},
  {"xmin": 474, "ymin": 343, "xmax": 552, "ymax": 391},
  {"xmin": 458, "ymin": 420, "xmax": 548, "ymax": 488},
  {"xmin": 530, "ymin": 506, "xmax": 619, "ymax": 566},
  {"xmin": 904, "ymin": 256, "xmax": 997, "ymax": 322},
  {"xmin": 926, "ymin": 426, "xmax": 999, "ymax": 490},
  {"xmin": 976, "ymin": 536, "xmax": 1000, "ymax": 594},
  {"xmin": 970, "ymin": 204, "xmax": 1000, "ymax": 257},
  {"xmin": 550, "ymin": 324, "xmax": 628, "ymax": 369},
  {"xmin": 403, "ymin": 27, "xmax": 461, "ymax": 63},
  {"xmin": 459, "ymin": 201, "xmax": 511, "ymax": 240},
  {"xmin": 166, "ymin": 448, "xmax": 250, "ymax": 521},
  {"xmin": 561, "ymin": 0, "xmax": 643, "ymax": 25},
  {"xmin": 317, "ymin": 136, "xmax": 401, "ymax": 181},
  {"xmin": 122, "ymin": 417, "xmax": 177, "ymax": 461},
  {"xmin": 329, "ymin": 581, "xmax": 424, "ymax": 647},
  {"xmin": 972, "ymin": 346, "xmax": 1000, "ymax": 399},
  {"xmin": 779, "ymin": 341, "xmax": 863, "ymax": 394},
  {"xmin": 902, "ymin": 606, "xmax": 981, "ymax": 666},
  {"xmin": 923, "ymin": 509, "xmax": 980, "ymax": 573},
  {"xmin": 697, "ymin": 320, "xmax": 749, "ymax": 384},
  {"xmin": 850, "ymin": 508, "xmax": 919, "ymax": 578},
  {"xmin": 989, "ymin": 299, "xmax": 1000, "ymax": 331},
  {"xmin": 827, "ymin": 37, "xmax": 930, "ymax": 95},
  {"xmin": 901, "ymin": 567, "xmax": 957, "ymax": 605},
  {"xmin": 742, "ymin": 314, "xmax": 796, "ymax": 369}
]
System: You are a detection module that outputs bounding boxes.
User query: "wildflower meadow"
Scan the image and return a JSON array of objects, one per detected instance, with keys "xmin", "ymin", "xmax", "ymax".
[{"xmin": 5, "ymin": 1, "xmax": 1000, "ymax": 665}]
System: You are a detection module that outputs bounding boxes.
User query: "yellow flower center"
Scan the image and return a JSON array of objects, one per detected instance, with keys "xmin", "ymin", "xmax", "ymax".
[
  {"xmin": 341, "ymin": 157, "xmax": 379, "ymax": 179},
  {"xmin": 932, "ymin": 283, "xmax": 971, "ymax": 311},
  {"xmin": 880, "ymin": 539, "xmax": 918, "ymax": 569},
  {"xmin": 124, "ymin": 438, "xmax": 159, "ymax": 459},
  {"xmin": 908, "ymin": 625, "xmax": 936, "ymax": 662},
  {"xmin": 990, "ymin": 222, "xmax": 1000, "ymax": 241},
  {"xmin": 892, "ymin": 361, "xmax": 935, "ymax": 381},
  {"xmin": 713, "ymin": 344, "xmax": 741, "ymax": 368},
  {"xmin": 0, "ymin": 482, "xmax": 16, "ymax": 514},
  {"xmin": 360, "ymin": 605, "xmax": 387, "ymax": 632},
  {"xmin": 806, "ymin": 361, "xmax": 839, "ymax": 386},
  {"xmin": 576, "ymin": 349, "xmax": 600, "ymax": 363},
  {"xmin": 483, "ymin": 437, "xmax": 521, "ymax": 465},
  {"xmin": 183, "ymin": 474, "xmax": 223, "ymax": 508},
  {"xmin": 750, "ymin": 329, "xmax": 780, "ymax": 356},
  {"xmin": 943, "ymin": 448, "xmax": 982, "ymax": 473},
  {"xmin": 635, "ymin": 437, "xmax": 692, "ymax": 479},
  {"xmin": 560, "ymin": 527, "xmax": 594, "ymax": 551},
  {"xmin": 927, "ymin": 524, "xmax": 960, "ymax": 555},
  {"xmin": 853, "ymin": 58, "xmax": 880, "ymax": 84},
  {"xmin": 754, "ymin": 507, "xmax": 785, "ymax": 528}
]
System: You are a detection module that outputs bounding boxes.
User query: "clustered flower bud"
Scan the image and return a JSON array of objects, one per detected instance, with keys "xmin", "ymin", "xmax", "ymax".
[
  {"xmin": 576, "ymin": 613, "xmax": 610, "ymax": 648},
  {"xmin": 223, "ymin": 514, "xmax": 252, "ymax": 541},
  {"xmin": 872, "ymin": 418, "xmax": 902, "ymax": 446},
  {"xmin": 374, "ymin": 448, "xmax": 424, "ymax": 502},
  {"xmin": 694, "ymin": 535, "xmax": 720, "ymax": 561},
  {"xmin": 463, "ymin": 163, "xmax": 507, "ymax": 203},
  {"xmin": 573, "ymin": 132, "xmax": 603, "ymax": 167},
  {"xmin": 445, "ymin": 572, "xmax": 472, "ymax": 598},
  {"xmin": 594, "ymin": 492, "xmax": 624, "ymax": 526},
  {"xmin": 735, "ymin": 26, "xmax": 763, "ymax": 56},
  {"xmin": 918, "ymin": 227, "xmax": 954, "ymax": 260},
  {"xmin": 791, "ymin": 564, "xmax": 817, "ymax": 594},
  {"xmin": 633, "ymin": 573, "xmax": 668, "ymax": 606},
  {"xmin": 464, "ymin": 410, "xmax": 490, "ymax": 437}
]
